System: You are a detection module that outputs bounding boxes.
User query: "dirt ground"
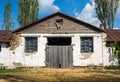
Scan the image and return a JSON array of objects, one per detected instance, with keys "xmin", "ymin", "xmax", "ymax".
[{"xmin": 0, "ymin": 68, "xmax": 120, "ymax": 82}]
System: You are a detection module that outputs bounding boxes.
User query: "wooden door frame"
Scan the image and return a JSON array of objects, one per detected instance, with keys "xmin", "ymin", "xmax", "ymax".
[{"xmin": 45, "ymin": 37, "xmax": 73, "ymax": 68}]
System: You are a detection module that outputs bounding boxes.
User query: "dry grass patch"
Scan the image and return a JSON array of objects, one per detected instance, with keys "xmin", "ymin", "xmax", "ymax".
[
  {"xmin": 0, "ymin": 80, "xmax": 6, "ymax": 82},
  {"xmin": 0, "ymin": 68, "xmax": 120, "ymax": 82}
]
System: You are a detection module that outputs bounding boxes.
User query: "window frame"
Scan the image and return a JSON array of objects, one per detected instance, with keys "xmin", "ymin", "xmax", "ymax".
[
  {"xmin": 80, "ymin": 37, "xmax": 94, "ymax": 53},
  {"xmin": 25, "ymin": 37, "xmax": 38, "ymax": 53},
  {"xmin": 56, "ymin": 19, "xmax": 63, "ymax": 25},
  {"xmin": 0, "ymin": 44, "xmax": 1, "ymax": 52}
]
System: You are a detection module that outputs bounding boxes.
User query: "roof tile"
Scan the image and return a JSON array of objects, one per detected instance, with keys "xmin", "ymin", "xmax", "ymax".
[
  {"xmin": 0, "ymin": 30, "xmax": 12, "ymax": 43},
  {"xmin": 105, "ymin": 29, "xmax": 120, "ymax": 42}
]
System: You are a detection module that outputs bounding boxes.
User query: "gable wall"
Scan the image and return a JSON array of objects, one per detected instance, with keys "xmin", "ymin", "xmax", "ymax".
[{"xmin": 19, "ymin": 15, "xmax": 99, "ymax": 34}]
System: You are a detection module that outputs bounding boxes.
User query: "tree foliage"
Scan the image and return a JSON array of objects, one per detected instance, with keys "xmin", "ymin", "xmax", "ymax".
[
  {"xmin": 111, "ymin": 42, "xmax": 120, "ymax": 64},
  {"xmin": 17, "ymin": 0, "xmax": 39, "ymax": 26},
  {"xmin": 94, "ymin": 0, "xmax": 120, "ymax": 29},
  {"xmin": 2, "ymin": 1, "xmax": 14, "ymax": 30}
]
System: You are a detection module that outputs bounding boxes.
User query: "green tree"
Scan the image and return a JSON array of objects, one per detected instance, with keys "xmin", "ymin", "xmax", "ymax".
[
  {"xmin": 2, "ymin": 1, "xmax": 14, "ymax": 30},
  {"xmin": 111, "ymin": 42, "xmax": 120, "ymax": 65},
  {"xmin": 94, "ymin": 0, "xmax": 120, "ymax": 29},
  {"xmin": 17, "ymin": 0, "xmax": 39, "ymax": 26}
]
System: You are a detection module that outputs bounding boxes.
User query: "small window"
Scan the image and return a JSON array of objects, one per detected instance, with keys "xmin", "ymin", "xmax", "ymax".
[
  {"xmin": 25, "ymin": 37, "xmax": 37, "ymax": 53},
  {"xmin": 56, "ymin": 19, "xmax": 63, "ymax": 25},
  {"xmin": 81, "ymin": 37, "xmax": 93, "ymax": 52}
]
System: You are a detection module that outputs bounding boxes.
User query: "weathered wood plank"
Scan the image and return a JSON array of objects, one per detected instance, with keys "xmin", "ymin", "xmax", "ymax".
[
  {"xmin": 54, "ymin": 46, "xmax": 58, "ymax": 68},
  {"xmin": 46, "ymin": 46, "xmax": 73, "ymax": 68},
  {"xmin": 46, "ymin": 46, "xmax": 49, "ymax": 67},
  {"xmin": 66, "ymin": 46, "xmax": 69, "ymax": 68},
  {"xmin": 68, "ymin": 46, "xmax": 73, "ymax": 68},
  {"xmin": 58, "ymin": 46, "xmax": 62, "ymax": 68},
  {"xmin": 19, "ymin": 15, "xmax": 98, "ymax": 34}
]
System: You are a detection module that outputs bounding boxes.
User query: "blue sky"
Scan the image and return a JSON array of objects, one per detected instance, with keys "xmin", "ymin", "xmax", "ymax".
[{"xmin": 0, "ymin": 0, "xmax": 120, "ymax": 30}]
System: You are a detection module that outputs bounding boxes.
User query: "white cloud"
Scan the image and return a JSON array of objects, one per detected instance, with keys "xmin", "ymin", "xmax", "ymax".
[
  {"xmin": 113, "ymin": 27, "xmax": 119, "ymax": 29},
  {"xmin": 75, "ymin": 1, "xmax": 100, "ymax": 27},
  {"xmin": 38, "ymin": 0, "xmax": 60, "ymax": 14},
  {"xmin": 116, "ymin": 6, "xmax": 120, "ymax": 18}
]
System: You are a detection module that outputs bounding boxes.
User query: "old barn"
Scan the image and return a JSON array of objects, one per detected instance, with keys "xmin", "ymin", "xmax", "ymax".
[{"xmin": 0, "ymin": 12, "xmax": 119, "ymax": 68}]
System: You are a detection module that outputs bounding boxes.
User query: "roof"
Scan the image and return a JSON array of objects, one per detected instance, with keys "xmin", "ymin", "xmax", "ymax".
[
  {"xmin": 105, "ymin": 29, "xmax": 120, "ymax": 42},
  {"xmin": 13, "ymin": 12, "xmax": 105, "ymax": 33},
  {"xmin": 0, "ymin": 30, "xmax": 12, "ymax": 43}
]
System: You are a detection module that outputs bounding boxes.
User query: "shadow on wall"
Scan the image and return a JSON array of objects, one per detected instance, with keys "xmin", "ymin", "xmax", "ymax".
[{"xmin": 108, "ymin": 48, "xmax": 119, "ymax": 66}]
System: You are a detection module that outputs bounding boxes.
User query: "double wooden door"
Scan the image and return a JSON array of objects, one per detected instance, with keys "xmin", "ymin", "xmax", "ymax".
[{"xmin": 46, "ymin": 46, "xmax": 73, "ymax": 68}]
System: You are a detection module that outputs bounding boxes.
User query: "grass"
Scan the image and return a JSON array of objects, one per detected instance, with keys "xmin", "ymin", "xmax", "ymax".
[
  {"xmin": 0, "ymin": 68, "xmax": 120, "ymax": 82},
  {"xmin": 104, "ymin": 66, "xmax": 120, "ymax": 70},
  {"xmin": 0, "ymin": 68, "xmax": 27, "ymax": 73}
]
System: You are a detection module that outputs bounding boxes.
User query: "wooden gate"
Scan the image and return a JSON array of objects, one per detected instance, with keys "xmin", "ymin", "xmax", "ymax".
[{"xmin": 46, "ymin": 46, "xmax": 73, "ymax": 68}]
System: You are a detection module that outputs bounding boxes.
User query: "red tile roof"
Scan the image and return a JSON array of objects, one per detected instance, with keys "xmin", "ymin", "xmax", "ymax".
[
  {"xmin": 0, "ymin": 30, "xmax": 12, "ymax": 43},
  {"xmin": 105, "ymin": 29, "xmax": 120, "ymax": 42}
]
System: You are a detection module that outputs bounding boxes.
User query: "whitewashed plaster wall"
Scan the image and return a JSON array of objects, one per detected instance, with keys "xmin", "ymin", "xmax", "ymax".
[
  {"xmin": 1, "ymin": 33, "xmax": 119, "ymax": 68},
  {"xmin": 0, "ymin": 43, "xmax": 10, "ymax": 68},
  {"xmin": 11, "ymin": 36, "xmax": 46, "ymax": 68},
  {"xmin": 103, "ymin": 47, "xmax": 119, "ymax": 66},
  {"xmin": 9, "ymin": 33, "xmax": 106, "ymax": 67},
  {"xmin": 72, "ymin": 33, "xmax": 104, "ymax": 66}
]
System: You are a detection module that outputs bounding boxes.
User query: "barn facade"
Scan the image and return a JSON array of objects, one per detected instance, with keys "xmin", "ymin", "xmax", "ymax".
[{"xmin": 0, "ymin": 12, "xmax": 119, "ymax": 68}]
